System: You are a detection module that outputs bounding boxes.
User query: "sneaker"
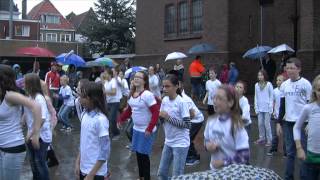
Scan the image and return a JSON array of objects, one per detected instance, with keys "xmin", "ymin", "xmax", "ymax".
[
  {"xmin": 126, "ymin": 144, "xmax": 132, "ymax": 149},
  {"xmin": 267, "ymin": 149, "xmax": 277, "ymax": 156},
  {"xmin": 265, "ymin": 142, "xmax": 272, "ymax": 147},
  {"xmin": 186, "ymin": 158, "xmax": 200, "ymax": 166},
  {"xmin": 65, "ymin": 127, "xmax": 73, "ymax": 132},
  {"xmin": 254, "ymin": 139, "xmax": 266, "ymax": 145},
  {"xmin": 60, "ymin": 126, "xmax": 67, "ymax": 131}
]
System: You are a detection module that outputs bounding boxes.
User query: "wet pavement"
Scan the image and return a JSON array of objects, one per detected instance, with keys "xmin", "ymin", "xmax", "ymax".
[{"xmin": 21, "ymin": 114, "xmax": 300, "ymax": 180}]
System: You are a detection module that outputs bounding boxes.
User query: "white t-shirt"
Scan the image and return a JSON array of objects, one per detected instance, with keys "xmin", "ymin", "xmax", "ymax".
[
  {"xmin": 128, "ymin": 90, "xmax": 157, "ymax": 133},
  {"xmin": 120, "ymin": 78, "xmax": 129, "ymax": 97},
  {"xmin": 59, "ymin": 85, "xmax": 75, "ymax": 106},
  {"xmin": 239, "ymin": 96, "xmax": 251, "ymax": 126},
  {"xmin": 160, "ymin": 95, "xmax": 190, "ymax": 147},
  {"xmin": 25, "ymin": 94, "xmax": 52, "ymax": 143},
  {"xmin": 294, "ymin": 102, "xmax": 320, "ymax": 154},
  {"xmin": 280, "ymin": 78, "xmax": 312, "ymax": 122},
  {"xmin": 0, "ymin": 97, "xmax": 24, "ymax": 148},
  {"xmin": 204, "ymin": 115, "xmax": 249, "ymax": 170},
  {"xmin": 80, "ymin": 111, "xmax": 109, "ymax": 176},
  {"xmin": 254, "ymin": 82, "xmax": 273, "ymax": 113},
  {"xmin": 206, "ymin": 79, "xmax": 221, "ymax": 105},
  {"xmin": 149, "ymin": 74, "xmax": 161, "ymax": 98},
  {"xmin": 181, "ymin": 91, "xmax": 204, "ymax": 123},
  {"xmin": 104, "ymin": 78, "xmax": 122, "ymax": 103},
  {"xmin": 273, "ymin": 87, "xmax": 281, "ymax": 119}
]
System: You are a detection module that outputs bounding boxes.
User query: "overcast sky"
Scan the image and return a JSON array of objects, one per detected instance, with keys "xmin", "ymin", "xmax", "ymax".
[{"xmin": 14, "ymin": 0, "xmax": 97, "ymax": 16}]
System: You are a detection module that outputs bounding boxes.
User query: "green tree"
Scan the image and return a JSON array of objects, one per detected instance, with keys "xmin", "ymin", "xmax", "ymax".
[{"xmin": 87, "ymin": 0, "xmax": 135, "ymax": 55}]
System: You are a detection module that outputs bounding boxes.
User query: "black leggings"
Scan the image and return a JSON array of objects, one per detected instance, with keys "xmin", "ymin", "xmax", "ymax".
[{"xmin": 136, "ymin": 152, "xmax": 150, "ymax": 180}]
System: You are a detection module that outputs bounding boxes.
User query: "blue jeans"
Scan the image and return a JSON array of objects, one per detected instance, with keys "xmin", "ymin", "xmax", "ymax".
[
  {"xmin": 27, "ymin": 139, "xmax": 50, "ymax": 180},
  {"xmin": 58, "ymin": 104, "xmax": 73, "ymax": 128},
  {"xmin": 307, "ymin": 163, "xmax": 320, "ymax": 180},
  {"xmin": 107, "ymin": 102, "xmax": 120, "ymax": 136},
  {"xmin": 283, "ymin": 121, "xmax": 307, "ymax": 180},
  {"xmin": 0, "ymin": 149, "xmax": 26, "ymax": 180},
  {"xmin": 158, "ymin": 144, "xmax": 189, "ymax": 180},
  {"xmin": 257, "ymin": 112, "xmax": 272, "ymax": 142}
]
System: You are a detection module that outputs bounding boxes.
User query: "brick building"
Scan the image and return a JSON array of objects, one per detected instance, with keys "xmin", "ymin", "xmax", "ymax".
[{"xmin": 135, "ymin": 0, "xmax": 320, "ymax": 92}]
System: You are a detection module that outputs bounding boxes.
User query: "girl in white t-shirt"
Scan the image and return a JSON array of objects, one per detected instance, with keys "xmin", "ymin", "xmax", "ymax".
[
  {"xmin": 235, "ymin": 81, "xmax": 252, "ymax": 133},
  {"xmin": 75, "ymin": 82, "xmax": 110, "ymax": 180},
  {"xmin": 24, "ymin": 73, "xmax": 52, "ymax": 180},
  {"xmin": 118, "ymin": 71, "xmax": 159, "ymax": 180},
  {"xmin": 57, "ymin": 75, "xmax": 75, "ymax": 132},
  {"xmin": 254, "ymin": 70, "xmax": 273, "ymax": 146},
  {"xmin": 204, "ymin": 85, "xmax": 249, "ymax": 170},
  {"xmin": 203, "ymin": 68, "xmax": 221, "ymax": 115},
  {"xmin": 158, "ymin": 74, "xmax": 191, "ymax": 179},
  {"xmin": 103, "ymin": 69, "xmax": 122, "ymax": 138},
  {"xmin": 148, "ymin": 66, "xmax": 161, "ymax": 98},
  {"xmin": 0, "ymin": 65, "xmax": 42, "ymax": 180}
]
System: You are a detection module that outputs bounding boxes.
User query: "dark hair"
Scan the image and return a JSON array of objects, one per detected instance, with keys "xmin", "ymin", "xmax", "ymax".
[
  {"xmin": 129, "ymin": 71, "xmax": 149, "ymax": 97},
  {"xmin": 68, "ymin": 64, "xmax": 76, "ymax": 72},
  {"xmin": 0, "ymin": 65, "xmax": 19, "ymax": 101},
  {"xmin": 164, "ymin": 74, "xmax": 182, "ymax": 96},
  {"xmin": 218, "ymin": 85, "xmax": 243, "ymax": 136},
  {"xmin": 236, "ymin": 80, "xmax": 247, "ymax": 94},
  {"xmin": 81, "ymin": 82, "xmax": 108, "ymax": 116},
  {"xmin": 106, "ymin": 69, "xmax": 114, "ymax": 78},
  {"xmin": 196, "ymin": 55, "xmax": 201, "ymax": 59},
  {"xmin": 258, "ymin": 69, "xmax": 269, "ymax": 82},
  {"xmin": 287, "ymin": 57, "xmax": 302, "ymax": 69},
  {"xmin": 24, "ymin": 73, "xmax": 43, "ymax": 99}
]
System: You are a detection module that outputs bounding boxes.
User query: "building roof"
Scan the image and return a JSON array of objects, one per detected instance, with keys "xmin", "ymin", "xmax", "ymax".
[
  {"xmin": 0, "ymin": 0, "xmax": 19, "ymax": 12},
  {"xmin": 27, "ymin": 0, "xmax": 75, "ymax": 30},
  {"xmin": 68, "ymin": 8, "xmax": 95, "ymax": 31}
]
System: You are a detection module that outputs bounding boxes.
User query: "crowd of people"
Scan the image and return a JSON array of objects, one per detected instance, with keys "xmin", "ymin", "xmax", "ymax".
[{"xmin": 0, "ymin": 55, "xmax": 319, "ymax": 180}]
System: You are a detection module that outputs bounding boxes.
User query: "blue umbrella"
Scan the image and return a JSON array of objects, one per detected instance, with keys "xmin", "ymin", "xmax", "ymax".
[
  {"xmin": 242, "ymin": 46, "xmax": 272, "ymax": 59},
  {"xmin": 124, "ymin": 66, "xmax": 147, "ymax": 78},
  {"xmin": 56, "ymin": 52, "xmax": 85, "ymax": 67},
  {"xmin": 188, "ymin": 43, "xmax": 215, "ymax": 54}
]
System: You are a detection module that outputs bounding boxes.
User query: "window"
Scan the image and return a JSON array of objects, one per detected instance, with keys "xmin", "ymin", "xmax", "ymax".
[
  {"xmin": 60, "ymin": 34, "xmax": 72, "ymax": 42},
  {"xmin": 191, "ymin": 0, "xmax": 203, "ymax": 32},
  {"xmin": 40, "ymin": 33, "xmax": 43, "ymax": 41},
  {"xmin": 41, "ymin": 15, "xmax": 60, "ymax": 24},
  {"xmin": 179, "ymin": 2, "xmax": 189, "ymax": 33},
  {"xmin": 46, "ymin": 33, "xmax": 57, "ymax": 42},
  {"xmin": 165, "ymin": 5, "xmax": 176, "ymax": 35},
  {"xmin": 15, "ymin": 25, "xmax": 30, "ymax": 37}
]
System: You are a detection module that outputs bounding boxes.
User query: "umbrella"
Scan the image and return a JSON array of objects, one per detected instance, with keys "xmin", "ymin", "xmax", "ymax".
[
  {"xmin": 165, "ymin": 52, "xmax": 188, "ymax": 61},
  {"xmin": 85, "ymin": 57, "xmax": 117, "ymax": 68},
  {"xmin": 56, "ymin": 52, "xmax": 85, "ymax": 67},
  {"xmin": 16, "ymin": 46, "xmax": 55, "ymax": 57},
  {"xmin": 125, "ymin": 66, "xmax": 147, "ymax": 78},
  {"xmin": 268, "ymin": 44, "xmax": 295, "ymax": 54},
  {"xmin": 188, "ymin": 43, "xmax": 215, "ymax": 54},
  {"xmin": 172, "ymin": 164, "xmax": 282, "ymax": 180},
  {"xmin": 242, "ymin": 45, "xmax": 272, "ymax": 59}
]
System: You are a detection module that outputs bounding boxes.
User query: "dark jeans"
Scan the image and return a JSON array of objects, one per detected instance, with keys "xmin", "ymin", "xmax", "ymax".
[
  {"xmin": 207, "ymin": 105, "xmax": 215, "ymax": 116},
  {"xmin": 190, "ymin": 77, "xmax": 203, "ymax": 101},
  {"xmin": 107, "ymin": 102, "xmax": 120, "ymax": 137},
  {"xmin": 270, "ymin": 119, "xmax": 286, "ymax": 153},
  {"xmin": 187, "ymin": 122, "xmax": 203, "ymax": 159},
  {"xmin": 49, "ymin": 89, "xmax": 59, "ymax": 111},
  {"xmin": 307, "ymin": 163, "xmax": 320, "ymax": 180},
  {"xmin": 136, "ymin": 152, "xmax": 150, "ymax": 180},
  {"xmin": 283, "ymin": 121, "xmax": 307, "ymax": 180},
  {"xmin": 80, "ymin": 171, "xmax": 104, "ymax": 180},
  {"xmin": 27, "ymin": 139, "xmax": 50, "ymax": 180}
]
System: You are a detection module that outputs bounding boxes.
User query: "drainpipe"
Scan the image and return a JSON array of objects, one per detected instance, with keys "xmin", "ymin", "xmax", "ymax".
[{"xmin": 9, "ymin": 0, "xmax": 13, "ymax": 39}]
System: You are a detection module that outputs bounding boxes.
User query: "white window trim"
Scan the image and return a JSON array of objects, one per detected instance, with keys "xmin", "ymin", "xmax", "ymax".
[
  {"xmin": 46, "ymin": 33, "xmax": 57, "ymax": 42},
  {"xmin": 14, "ymin": 25, "xmax": 30, "ymax": 37},
  {"xmin": 60, "ymin": 34, "xmax": 72, "ymax": 42}
]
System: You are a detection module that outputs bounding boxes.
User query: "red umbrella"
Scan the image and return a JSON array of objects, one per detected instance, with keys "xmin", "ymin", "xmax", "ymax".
[{"xmin": 16, "ymin": 46, "xmax": 55, "ymax": 57}]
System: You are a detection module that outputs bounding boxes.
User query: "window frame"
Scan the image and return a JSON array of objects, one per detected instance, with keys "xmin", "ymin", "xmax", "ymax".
[
  {"xmin": 46, "ymin": 33, "xmax": 57, "ymax": 42},
  {"xmin": 164, "ymin": 4, "xmax": 177, "ymax": 36},
  {"xmin": 60, "ymin": 34, "xmax": 72, "ymax": 42},
  {"xmin": 14, "ymin": 25, "xmax": 30, "ymax": 37}
]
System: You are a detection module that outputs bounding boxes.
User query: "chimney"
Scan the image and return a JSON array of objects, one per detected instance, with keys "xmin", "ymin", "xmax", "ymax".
[{"xmin": 22, "ymin": 0, "xmax": 27, "ymax": 19}]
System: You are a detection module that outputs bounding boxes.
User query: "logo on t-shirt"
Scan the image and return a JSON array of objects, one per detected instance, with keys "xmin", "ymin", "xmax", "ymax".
[{"xmin": 285, "ymin": 85, "xmax": 306, "ymax": 97}]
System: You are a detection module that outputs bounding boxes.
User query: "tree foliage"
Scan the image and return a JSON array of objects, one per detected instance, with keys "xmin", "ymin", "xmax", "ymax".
[{"xmin": 82, "ymin": 0, "xmax": 135, "ymax": 55}]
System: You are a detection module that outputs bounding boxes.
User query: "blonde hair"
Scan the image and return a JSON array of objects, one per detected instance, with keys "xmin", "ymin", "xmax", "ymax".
[
  {"xmin": 310, "ymin": 75, "xmax": 320, "ymax": 103},
  {"xmin": 60, "ymin": 75, "xmax": 69, "ymax": 84}
]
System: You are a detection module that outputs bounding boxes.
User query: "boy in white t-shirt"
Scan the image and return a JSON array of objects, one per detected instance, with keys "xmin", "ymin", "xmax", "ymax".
[
  {"xmin": 267, "ymin": 74, "xmax": 286, "ymax": 156},
  {"xmin": 203, "ymin": 68, "xmax": 221, "ymax": 115},
  {"xmin": 276, "ymin": 58, "xmax": 312, "ymax": 180},
  {"xmin": 57, "ymin": 75, "xmax": 75, "ymax": 132}
]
